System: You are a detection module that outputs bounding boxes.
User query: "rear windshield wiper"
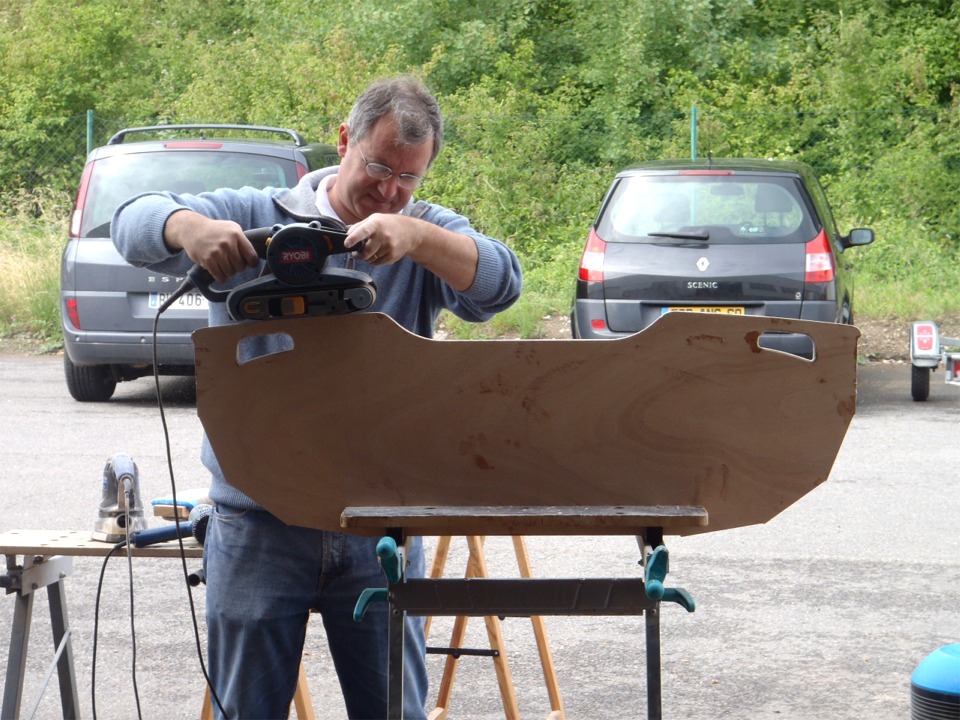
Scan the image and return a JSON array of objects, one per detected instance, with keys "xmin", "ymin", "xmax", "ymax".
[
  {"xmin": 647, "ymin": 230, "xmax": 710, "ymax": 241},
  {"xmin": 86, "ymin": 221, "xmax": 113, "ymax": 238}
]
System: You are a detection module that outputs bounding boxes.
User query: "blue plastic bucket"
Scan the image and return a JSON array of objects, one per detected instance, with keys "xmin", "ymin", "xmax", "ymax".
[{"xmin": 912, "ymin": 644, "xmax": 960, "ymax": 719}]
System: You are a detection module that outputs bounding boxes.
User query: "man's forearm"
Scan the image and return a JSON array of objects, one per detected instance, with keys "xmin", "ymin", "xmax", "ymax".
[{"xmin": 407, "ymin": 222, "xmax": 480, "ymax": 292}]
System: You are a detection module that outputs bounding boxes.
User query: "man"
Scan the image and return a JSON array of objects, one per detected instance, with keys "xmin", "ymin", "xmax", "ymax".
[{"xmin": 113, "ymin": 75, "xmax": 522, "ymax": 719}]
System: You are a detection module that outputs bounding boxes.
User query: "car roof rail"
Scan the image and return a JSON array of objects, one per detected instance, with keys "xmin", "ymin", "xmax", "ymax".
[{"xmin": 107, "ymin": 124, "xmax": 306, "ymax": 146}]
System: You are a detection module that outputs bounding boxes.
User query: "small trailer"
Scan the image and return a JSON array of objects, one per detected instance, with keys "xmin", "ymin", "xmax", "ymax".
[{"xmin": 909, "ymin": 320, "xmax": 960, "ymax": 401}]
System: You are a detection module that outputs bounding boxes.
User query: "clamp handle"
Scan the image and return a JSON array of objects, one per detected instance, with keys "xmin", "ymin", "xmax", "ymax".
[
  {"xmin": 376, "ymin": 536, "xmax": 402, "ymax": 584},
  {"xmin": 353, "ymin": 588, "xmax": 388, "ymax": 622},
  {"xmin": 353, "ymin": 535, "xmax": 404, "ymax": 622},
  {"xmin": 644, "ymin": 545, "xmax": 695, "ymax": 613}
]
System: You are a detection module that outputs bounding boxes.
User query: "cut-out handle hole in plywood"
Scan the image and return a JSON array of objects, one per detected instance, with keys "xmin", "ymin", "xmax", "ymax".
[
  {"xmin": 751, "ymin": 330, "xmax": 816, "ymax": 360},
  {"xmin": 236, "ymin": 332, "xmax": 295, "ymax": 366}
]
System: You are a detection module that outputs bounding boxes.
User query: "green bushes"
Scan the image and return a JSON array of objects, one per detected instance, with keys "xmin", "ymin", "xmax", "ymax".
[
  {"xmin": 0, "ymin": 189, "xmax": 69, "ymax": 343},
  {"xmin": 2, "ymin": 0, "xmax": 960, "ymax": 341}
]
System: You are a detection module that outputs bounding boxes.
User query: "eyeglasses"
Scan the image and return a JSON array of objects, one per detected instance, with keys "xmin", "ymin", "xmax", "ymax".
[{"xmin": 357, "ymin": 145, "xmax": 424, "ymax": 191}]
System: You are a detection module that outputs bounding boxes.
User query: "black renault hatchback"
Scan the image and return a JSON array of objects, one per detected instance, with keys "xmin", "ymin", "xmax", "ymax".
[{"xmin": 571, "ymin": 159, "xmax": 874, "ymax": 357}]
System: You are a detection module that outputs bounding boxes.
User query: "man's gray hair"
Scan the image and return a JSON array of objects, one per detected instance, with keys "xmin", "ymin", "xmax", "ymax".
[{"xmin": 347, "ymin": 76, "xmax": 444, "ymax": 164}]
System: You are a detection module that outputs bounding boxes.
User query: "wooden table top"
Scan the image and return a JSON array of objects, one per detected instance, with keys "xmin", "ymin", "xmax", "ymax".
[{"xmin": 0, "ymin": 529, "xmax": 203, "ymax": 559}]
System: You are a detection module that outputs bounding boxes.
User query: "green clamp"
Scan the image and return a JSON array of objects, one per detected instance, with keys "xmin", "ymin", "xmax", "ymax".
[
  {"xmin": 353, "ymin": 536, "xmax": 404, "ymax": 622},
  {"xmin": 377, "ymin": 536, "xmax": 402, "ymax": 584},
  {"xmin": 353, "ymin": 587, "xmax": 388, "ymax": 622},
  {"xmin": 644, "ymin": 545, "xmax": 695, "ymax": 613}
]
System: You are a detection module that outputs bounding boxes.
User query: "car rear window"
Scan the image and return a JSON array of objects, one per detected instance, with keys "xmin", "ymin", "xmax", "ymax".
[
  {"xmin": 597, "ymin": 174, "xmax": 819, "ymax": 245},
  {"xmin": 80, "ymin": 150, "xmax": 301, "ymax": 237}
]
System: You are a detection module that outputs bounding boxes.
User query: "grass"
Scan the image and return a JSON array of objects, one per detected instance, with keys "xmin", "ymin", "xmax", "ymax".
[
  {"xmin": 4, "ymin": 188, "xmax": 960, "ymax": 348},
  {"xmin": 438, "ymin": 290, "xmax": 561, "ymax": 339},
  {"xmin": 856, "ymin": 276, "xmax": 960, "ymax": 321},
  {"xmin": 0, "ymin": 189, "xmax": 70, "ymax": 348},
  {"xmin": 851, "ymin": 215, "xmax": 960, "ymax": 322}
]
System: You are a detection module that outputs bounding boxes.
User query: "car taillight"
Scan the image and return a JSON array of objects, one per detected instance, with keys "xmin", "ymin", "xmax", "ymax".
[
  {"xmin": 805, "ymin": 229, "xmax": 836, "ymax": 283},
  {"xmin": 65, "ymin": 298, "xmax": 81, "ymax": 330},
  {"xmin": 578, "ymin": 229, "xmax": 606, "ymax": 283},
  {"xmin": 70, "ymin": 162, "xmax": 94, "ymax": 237},
  {"xmin": 296, "ymin": 161, "xmax": 309, "ymax": 180}
]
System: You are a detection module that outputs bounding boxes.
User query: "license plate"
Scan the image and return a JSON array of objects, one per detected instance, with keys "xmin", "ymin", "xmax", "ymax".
[
  {"xmin": 663, "ymin": 306, "xmax": 745, "ymax": 315},
  {"xmin": 148, "ymin": 291, "xmax": 209, "ymax": 310}
]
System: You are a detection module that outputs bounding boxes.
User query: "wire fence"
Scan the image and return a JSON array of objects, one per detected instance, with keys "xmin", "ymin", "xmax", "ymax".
[
  {"xmin": 0, "ymin": 111, "xmax": 121, "ymax": 194},
  {"xmin": 0, "ymin": 105, "xmax": 957, "ymax": 213}
]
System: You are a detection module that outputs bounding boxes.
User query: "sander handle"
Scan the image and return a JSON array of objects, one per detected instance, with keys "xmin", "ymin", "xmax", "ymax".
[
  {"xmin": 186, "ymin": 226, "xmax": 275, "ymax": 304},
  {"xmin": 186, "ymin": 220, "xmax": 355, "ymax": 304}
]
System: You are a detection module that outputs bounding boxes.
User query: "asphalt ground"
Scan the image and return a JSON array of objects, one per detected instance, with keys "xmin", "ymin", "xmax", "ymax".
[{"xmin": 1, "ymin": 353, "xmax": 957, "ymax": 719}]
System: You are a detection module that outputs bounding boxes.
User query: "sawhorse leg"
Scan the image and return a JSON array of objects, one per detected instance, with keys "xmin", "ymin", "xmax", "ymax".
[
  {"xmin": 349, "ymin": 534, "xmax": 411, "ymax": 720},
  {"xmin": 427, "ymin": 536, "xmax": 521, "ymax": 719},
  {"xmin": 511, "ymin": 536, "xmax": 565, "ymax": 718},
  {"xmin": 382, "ymin": 531, "xmax": 408, "ymax": 720},
  {"xmin": 645, "ymin": 604, "xmax": 662, "ymax": 720},
  {"xmin": 426, "ymin": 536, "xmax": 564, "ymax": 720},
  {"xmin": 3, "ymin": 554, "xmax": 79, "ymax": 720}
]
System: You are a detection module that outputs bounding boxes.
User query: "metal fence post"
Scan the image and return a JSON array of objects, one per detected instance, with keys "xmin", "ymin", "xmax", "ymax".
[
  {"xmin": 691, "ymin": 105, "xmax": 697, "ymax": 161},
  {"xmin": 86, "ymin": 110, "xmax": 94, "ymax": 155}
]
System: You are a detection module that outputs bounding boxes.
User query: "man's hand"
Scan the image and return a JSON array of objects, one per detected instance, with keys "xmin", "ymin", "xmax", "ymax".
[
  {"xmin": 164, "ymin": 209, "xmax": 260, "ymax": 282},
  {"xmin": 345, "ymin": 213, "xmax": 479, "ymax": 291}
]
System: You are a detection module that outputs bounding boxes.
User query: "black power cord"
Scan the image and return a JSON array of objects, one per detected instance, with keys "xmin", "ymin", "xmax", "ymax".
[
  {"xmin": 122, "ymin": 487, "xmax": 144, "ymax": 720},
  {"xmin": 91, "ymin": 541, "xmax": 123, "ymax": 720},
  {"xmin": 90, "ymin": 481, "xmax": 144, "ymax": 720},
  {"xmin": 89, "ymin": 276, "xmax": 228, "ymax": 718},
  {"xmin": 153, "ymin": 276, "xmax": 229, "ymax": 718}
]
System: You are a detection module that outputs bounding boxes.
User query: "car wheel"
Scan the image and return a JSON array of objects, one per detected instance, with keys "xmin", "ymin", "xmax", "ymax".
[
  {"xmin": 64, "ymin": 355, "xmax": 117, "ymax": 402},
  {"xmin": 911, "ymin": 364, "xmax": 930, "ymax": 402}
]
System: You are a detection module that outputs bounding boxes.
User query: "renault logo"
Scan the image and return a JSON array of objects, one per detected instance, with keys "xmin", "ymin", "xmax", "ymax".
[{"xmin": 696, "ymin": 257, "xmax": 709, "ymax": 272}]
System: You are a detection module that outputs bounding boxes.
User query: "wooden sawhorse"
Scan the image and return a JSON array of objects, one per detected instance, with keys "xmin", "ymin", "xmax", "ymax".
[
  {"xmin": 425, "ymin": 535, "xmax": 564, "ymax": 720},
  {"xmin": 345, "ymin": 505, "xmax": 706, "ymax": 720}
]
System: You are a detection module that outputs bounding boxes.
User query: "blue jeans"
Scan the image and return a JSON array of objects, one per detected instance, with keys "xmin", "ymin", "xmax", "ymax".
[{"xmin": 203, "ymin": 505, "xmax": 428, "ymax": 719}]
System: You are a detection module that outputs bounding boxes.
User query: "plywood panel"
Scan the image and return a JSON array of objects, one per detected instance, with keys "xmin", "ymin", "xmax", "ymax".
[{"xmin": 192, "ymin": 312, "xmax": 859, "ymax": 536}]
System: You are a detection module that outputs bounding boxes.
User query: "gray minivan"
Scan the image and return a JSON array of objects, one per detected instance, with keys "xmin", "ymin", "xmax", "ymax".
[{"xmin": 60, "ymin": 124, "xmax": 338, "ymax": 401}]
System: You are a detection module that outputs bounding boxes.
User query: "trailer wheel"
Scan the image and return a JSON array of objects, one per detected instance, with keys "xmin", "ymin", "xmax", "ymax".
[{"xmin": 911, "ymin": 365, "xmax": 930, "ymax": 402}]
